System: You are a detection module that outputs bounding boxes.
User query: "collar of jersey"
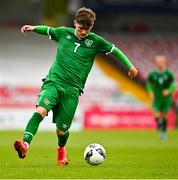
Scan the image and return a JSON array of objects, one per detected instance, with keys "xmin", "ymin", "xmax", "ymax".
[
  {"xmin": 157, "ymin": 68, "xmax": 166, "ymax": 73},
  {"xmin": 74, "ymin": 29, "xmax": 88, "ymax": 40}
]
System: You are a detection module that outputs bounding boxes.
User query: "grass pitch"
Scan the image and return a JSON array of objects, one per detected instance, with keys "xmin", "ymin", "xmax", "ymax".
[{"xmin": 0, "ymin": 129, "xmax": 178, "ymax": 179}]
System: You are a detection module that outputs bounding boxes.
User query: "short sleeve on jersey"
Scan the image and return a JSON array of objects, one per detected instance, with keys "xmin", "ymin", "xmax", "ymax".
[
  {"xmin": 147, "ymin": 72, "xmax": 153, "ymax": 82},
  {"xmin": 96, "ymin": 35, "xmax": 114, "ymax": 54},
  {"xmin": 168, "ymin": 70, "xmax": 174, "ymax": 82},
  {"xmin": 48, "ymin": 27, "xmax": 63, "ymax": 42}
]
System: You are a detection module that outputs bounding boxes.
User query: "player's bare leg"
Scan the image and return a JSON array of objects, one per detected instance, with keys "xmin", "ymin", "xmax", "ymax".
[{"xmin": 56, "ymin": 128, "xmax": 69, "ymax": 166}]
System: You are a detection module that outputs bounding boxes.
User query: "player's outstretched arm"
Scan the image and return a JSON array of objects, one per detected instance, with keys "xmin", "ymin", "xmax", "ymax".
[
  {"xmin": 111, "ymin": 47, "xmax": 138, "ymax": 79},
  {"xmin": 21, "ymin": 25, "xmax": 59, "ymax": 41},
  {"xmin": 21, "ymin": 25, "xmax": 51, "ymax": 36}
]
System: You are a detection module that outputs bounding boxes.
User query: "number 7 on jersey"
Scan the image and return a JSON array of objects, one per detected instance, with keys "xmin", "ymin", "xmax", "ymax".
[{"xmin": 74, "ymin": 42, "xmax": 80, "ymax": 53}]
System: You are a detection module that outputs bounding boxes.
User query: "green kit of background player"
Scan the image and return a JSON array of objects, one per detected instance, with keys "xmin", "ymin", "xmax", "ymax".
[
  {"xmin": 146, "ymin": 55, "xmax": 176, "ymax": 140},
  {"xmin": 14, "ymin": 7, "xmax": 138, "ymax": 166}
]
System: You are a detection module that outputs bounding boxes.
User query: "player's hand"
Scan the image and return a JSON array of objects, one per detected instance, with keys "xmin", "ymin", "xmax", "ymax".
[
  {"xmin": 162, "ymin": 89, "xmax": 169, "ymax": 96},
  {"xmin": 21, "ymin": 25, "xmax": 35, "ymax": 34},
  {"xmin": 128, "ymin": 66, "xmax": 138, "ymax": 79},
  {"xmin": 149, "ymin": 93, "xmax": 154, "ymax": 101}
]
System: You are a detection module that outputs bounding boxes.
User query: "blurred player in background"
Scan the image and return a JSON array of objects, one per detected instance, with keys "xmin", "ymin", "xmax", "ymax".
[
  {"xmin": 14, "ymin": 7, "xmax": 137, "ymax": 166},
  {"xmin": 146, "ymin": 55, "xmax": 176, "ymax": 140}
]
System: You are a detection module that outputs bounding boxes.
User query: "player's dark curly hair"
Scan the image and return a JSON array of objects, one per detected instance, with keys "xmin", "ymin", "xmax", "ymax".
[{"xmin": 75, "ymin": 7, "xmax": 96, "ymax": 29}]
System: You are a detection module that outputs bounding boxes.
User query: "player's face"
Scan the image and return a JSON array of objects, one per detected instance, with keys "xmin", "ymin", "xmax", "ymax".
[
  {"xmin": 154, "ymin": 55, "xmax": 167, "ymax": 70},
  {"xmin": 74, "ymin": 21, "xmax": 92, "ymax": 39}
]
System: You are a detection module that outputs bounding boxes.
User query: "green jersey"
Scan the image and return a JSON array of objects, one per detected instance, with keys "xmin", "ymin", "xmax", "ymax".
[
  {"xmin": 34, "ymin": 26, "xmax": 114, "ymax": 91},
  {"xmin": 146, "ymin": 69, "xmax": 176, "ymax": 100}
]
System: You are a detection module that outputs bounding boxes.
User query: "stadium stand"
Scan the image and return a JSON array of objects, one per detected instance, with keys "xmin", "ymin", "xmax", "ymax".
[{"xmin": 105, "ymin": 33, "xmax": 178, "ymax": 81}]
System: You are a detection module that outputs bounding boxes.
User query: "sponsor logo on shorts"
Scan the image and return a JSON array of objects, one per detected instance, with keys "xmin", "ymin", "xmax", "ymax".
[
  {"xmin": 62, "ymin": 124, "xmax": 68, "ymax": 129},
  {"xmin": 44, "ymin": 98, "xmax": 50, "ymax": 105}
]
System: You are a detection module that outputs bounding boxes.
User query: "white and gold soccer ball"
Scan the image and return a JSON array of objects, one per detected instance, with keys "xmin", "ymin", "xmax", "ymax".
[{"xmin": 84, "ymin": 143, "xmax": 106, "ymax": 166}]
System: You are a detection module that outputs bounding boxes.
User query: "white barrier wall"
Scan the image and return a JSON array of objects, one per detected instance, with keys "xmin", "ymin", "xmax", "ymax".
[{"xmin": 0, "ymin": 108, "xmax": 83, "ymax": 131}]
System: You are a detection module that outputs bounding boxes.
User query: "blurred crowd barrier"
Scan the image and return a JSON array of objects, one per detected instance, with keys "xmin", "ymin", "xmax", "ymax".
[{"xmin": 0, "ymin": 84, "xmax": 176, "ymax": 130}]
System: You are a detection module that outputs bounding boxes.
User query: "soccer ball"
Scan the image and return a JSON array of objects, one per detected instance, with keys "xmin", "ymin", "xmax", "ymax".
[{"xmin": 84, "ymin": 143, "xmax": 106, "ymax": 166}]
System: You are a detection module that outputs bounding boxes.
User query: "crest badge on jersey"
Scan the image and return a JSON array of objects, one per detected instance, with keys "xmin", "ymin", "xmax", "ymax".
[
  {"xmin": 164, "ymin": 74, "xmax": 168, "ymax": 80},
  {"xmin": 85, "ymin": 39, "xmax": 93, "ymax": 47},
  {"xmin": 158, "ymin": 77, "xmax": 164, "ymax": 84}
]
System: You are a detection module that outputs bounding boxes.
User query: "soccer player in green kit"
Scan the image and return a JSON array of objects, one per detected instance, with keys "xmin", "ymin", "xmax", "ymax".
[
  {"xmin": 14, "ymin": 7, "xmax": 138, "ymax": 165},
  {"xmin": 146, "ymin": 55, "xmax": 176, "ymax": 140}
]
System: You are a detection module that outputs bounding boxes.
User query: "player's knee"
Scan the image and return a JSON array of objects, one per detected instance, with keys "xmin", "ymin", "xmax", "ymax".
[
  {"xmin": 35, "ymin": 106, "xmax": 47, "ymax": 118},
  {"xmin": 162, "ymin": 113, "xmax": 167, "ymax": 119},
  {"xmin": 56, "ymin": 128, "xmax": 65, "ymax": 136},
  {"xmin": 154, "ymin": 112, "xmax": 161, "ymax": 119}
]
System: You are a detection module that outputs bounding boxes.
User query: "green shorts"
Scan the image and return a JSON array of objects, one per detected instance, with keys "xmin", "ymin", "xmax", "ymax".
[
  {"xmin": 153, "ymin": 98, "xmax": 172, "ymax": 113},
  {"xmin": 37, "ymin": 81, "xmax": 79, "ymax": 132}
]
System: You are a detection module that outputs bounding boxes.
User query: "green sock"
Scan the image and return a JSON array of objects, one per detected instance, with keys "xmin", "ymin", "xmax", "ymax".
[
  {"xmin": 23, "ymin": 112, "xmax": 43, "ymax": 144},
  {"xmin": 57, "ymin": 131, "xmax": 69, "ymax": 147},
  {"xmin": 161, "ymin": 118, "xmax": 167, "ymax": 132}
]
